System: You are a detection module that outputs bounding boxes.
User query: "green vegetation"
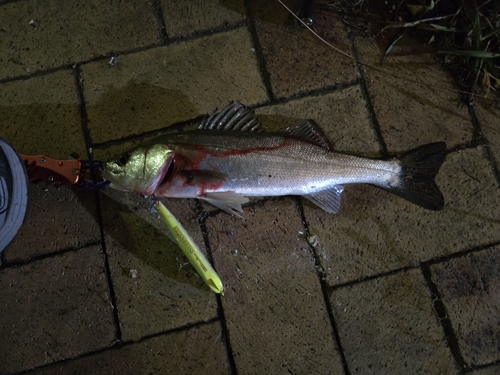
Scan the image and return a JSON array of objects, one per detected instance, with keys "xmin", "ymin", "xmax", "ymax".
[{"xmin": 382, "ymin": 0, "xmax": 500, "ymax": 95}]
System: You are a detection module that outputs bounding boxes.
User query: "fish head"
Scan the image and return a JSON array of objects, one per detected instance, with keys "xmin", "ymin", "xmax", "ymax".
[{"xmin": 102, "ymin": 144, "xmax": 174, "ymax": 195}]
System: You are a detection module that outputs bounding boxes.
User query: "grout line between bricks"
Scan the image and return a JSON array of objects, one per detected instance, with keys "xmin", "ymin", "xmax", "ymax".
[
  {"xmin": 465, "ymin": 359, "xmax": 500, "ymax": 373},
  {"xmin": 0, "ymin": 22, "xmax": 247, "ymax": 86},
  {"xmin": 0, "ymin": 65, "xmax": 75, "ymax": 85},
  {"xmin": 0, "ymin": 240, "xmax": 101, "ymax": 271},
  {"xmin": 74, "ymin": 65, "xmax": 123, "ymax": 343},
  {"xmin": 0, "ymin": 0, "xmax": 24, "ymax": 5},
  {"xmin": 149, "ymin": 0, "xmax": 169, "ymax": 44},
  {"xmin": 91, "ymin": 117, "xmax": 203, "ymax": 150},
  {"xmin": 295, "ymin": 197, "xmax": 351, "ymax": 375},
  {"xmin": 91, "ymin": 81, "xmax": 360, "ymax": 149},
  {"xmin": 466, "ymin": 103, "xmax": 500, "ymax": 186},
  {"xmin": 73, "ymin": 66, "xmax": 94, "ymax": 159},
  {"xmin": 327, "ymin": 264, "xmax": 419, "ymax": 292},
  {"xmin": 195, "ymin": 200, "xmax": 238, "ymax": 375},
  {"xmin": 327, "ymin": 239, "xmax": 500, "ymax": 292},
  {"xmin": 466, "ymin": 101, "xmax": 485, "ymax": 142},
  {"xmin": 253, "ymin": 79, "xmax": 361, "ymax": 107},
  {"xmin": 15, "ymin": 317, "xmax": 221, "ymax": 375},
  {"xmin": 420, "ymin": 264, "xmax": 468, "ymax": 373},
  {"xmin": 343, "ymin": 23, "xmax": 388, "ymax": 157},
  {"xmin": 243, "ymin": 0, "xmax": 275, "ymax": 102},
  {"xmin": 166, "ymin": 20, "xmax": 248, "ymax": 44},
  {"xmin": 0, "ymin": 0, "xmax": 25, "ymax": 7},
  {"xmin": 421, "ymin": 240, "xmax": 500, "ymax": 267},
  {"xmin": 93, "ymin": 191, "xmax": 123, "ymax": 343}
]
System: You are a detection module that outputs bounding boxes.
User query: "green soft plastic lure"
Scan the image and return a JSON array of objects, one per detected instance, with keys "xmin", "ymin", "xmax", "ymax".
[{"xmin": 156, "ymin": 201, "xmax": 224, "ymax": 295}]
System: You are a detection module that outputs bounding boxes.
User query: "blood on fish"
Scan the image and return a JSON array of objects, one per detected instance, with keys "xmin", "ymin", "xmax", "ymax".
[
  {"xmin": 206, "ymin": 162, "xmax": 219, "ymax": 171},
  {"xmin": 170, "ymin": 140, "xmax": 288, "ymax": 195},
  {"xmin": 183, "ymin": 140, "xmax": 288, "ymax": 170},
  {"xmin": 199, "ymin": 178, "xmax": 224, "ymax": 195}
]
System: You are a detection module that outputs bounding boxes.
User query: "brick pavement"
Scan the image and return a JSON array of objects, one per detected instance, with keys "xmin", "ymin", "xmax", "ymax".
[{"xmin": 1, "ymin": 1, "xmax": 499, "ymax": 374}]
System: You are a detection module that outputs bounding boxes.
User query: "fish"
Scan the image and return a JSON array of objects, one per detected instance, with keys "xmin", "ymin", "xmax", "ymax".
[{"xmin": 101, "ymin": 102, "xmax": 446, "ymax": 216}]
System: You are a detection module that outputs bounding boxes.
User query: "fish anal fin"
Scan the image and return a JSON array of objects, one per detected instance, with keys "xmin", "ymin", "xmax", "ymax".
[
  {"xmin": 201, "ymin": 191, "xmax": 249, "ymax": 218},
  {"xmin": 303, "ymin": 185, "xmax": 344, "ymax": 214},
  {"xmin": 283, "ymin": 120, "xmax": 333, "ymax": 150}
]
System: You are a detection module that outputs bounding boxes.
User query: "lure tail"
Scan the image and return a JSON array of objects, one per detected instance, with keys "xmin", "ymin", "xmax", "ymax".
[{"xmin": 390, "ymin": 142, "xmax": 447, "ymax": 210}]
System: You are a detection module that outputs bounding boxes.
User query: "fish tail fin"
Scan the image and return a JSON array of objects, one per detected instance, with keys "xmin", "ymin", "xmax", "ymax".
[{"xmin": 389, "ymin": 142, "xmax": 446, "ymax": 210}]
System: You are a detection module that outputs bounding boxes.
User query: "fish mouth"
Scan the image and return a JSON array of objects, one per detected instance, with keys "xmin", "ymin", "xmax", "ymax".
[
  {"xmin": 100, "ymin": 163, "xmax": 121, "ymax": 181},
  {"xmin": 100, "ymin": 164, "xmax": 114, "ymax": 180},
  {"xmin": 159, "ymin": 158, "xmax": 176, "ymax": 186},
  {"xmin": 144, "ymin": 157, "xmax": 177, "ymax": 195}
]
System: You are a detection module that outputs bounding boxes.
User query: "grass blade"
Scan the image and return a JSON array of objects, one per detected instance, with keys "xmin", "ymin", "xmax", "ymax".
[
  {"xmin": 382, "ymin": 34, "xmax": 404, "ymax": 62},
  {"xmin": 438, "ymin": 50, "xmax": 500, "ymax": 58}
]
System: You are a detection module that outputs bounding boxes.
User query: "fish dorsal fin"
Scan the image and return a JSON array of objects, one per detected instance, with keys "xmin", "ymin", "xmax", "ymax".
[
  {"xmin": 199, "ymin": 102, "xmax": 263, "ymax": 132},
  {"xmin": 283, "ymin": 120, "xmax": 333, "ymax": 150},
  {"xmin": 303, "ymin": 185, "xmax": 344, "ymax": 214}
]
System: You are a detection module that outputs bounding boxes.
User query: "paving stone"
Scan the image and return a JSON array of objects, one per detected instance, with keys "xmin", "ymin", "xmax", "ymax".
[
  {"xmin": 0, "ymin": 246, "xmax": 115, "ymax": 374},
  {"xmin": 91, "ymin": 119, "xmax": 198, "ymax": 163},
  {"xmin": 81, "ymin": 27, "xmax": 267, "ymax": 143},
  {"xmin": 469, "ymin": 364, "xmax": 500, "ymax": 375},
  {"xmin": 353, "ymin": 34, "xmax": 474, "ymax": 151},
  {"xmin": 162, "ymin": 0, "xmax": 245, "ymax": 38},
  {"xmin": 250, "ymin": 0, "xmax": 357, "ymax": 98},
  {"xmin": 207, "ymin": 199, "xmax": 344, "ymax": 374},
  {"xmin": 0, "ymin": 66, "xmax": 98, "ymax": 261},
  {"xmin": 430, "ymin": 246, "xmax": 500, "ymax": 367},
  {"xmin": 1, "ymin": 1, "xmax": 497, "ymax": 373},
  {"xmin": 0, "ymin": 0, "xmax": 159, "ymax": 80},
  {"xmin": 4, "ymin": 185, "xmax": 101, "ymax": 262},
  {"xmin": 255, "ymin": 85, "xmax": 380, "ymax": 154},
  {"xmin": 331, "ymin": 269, "xmax": 455, "ymax": 374},
  {"xmin": 305, "ymin": 146, "xmax": 500, "ymax": 285},
  {"xmin": 0, "ymin": 70, "xmax": 87, "ymax": 159},
  {"xmin": 35, "ymin": 322, "xmax": 230, "ymax": 375},
  {"xmin": 98, "ymin": 181, "xmax": 218, "ymax": 341}
]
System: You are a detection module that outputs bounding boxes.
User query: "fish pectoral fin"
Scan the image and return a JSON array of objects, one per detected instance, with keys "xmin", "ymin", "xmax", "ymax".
[
  {"xmin": 201, "ymin": 192, "xmax": 249, "ymax": 219},
  {"xmin": 303, "ymin": 185, "xmax": 344, "ymax": 214}
]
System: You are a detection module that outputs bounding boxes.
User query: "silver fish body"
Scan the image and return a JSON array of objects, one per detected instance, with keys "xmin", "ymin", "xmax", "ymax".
[
  {"xmin": 102, "ymin": 102, "xmax": 446, "ymax": 215},
  {"xmin": 155, "ymin": 131, "xmax": 399, "ymax": 196}
]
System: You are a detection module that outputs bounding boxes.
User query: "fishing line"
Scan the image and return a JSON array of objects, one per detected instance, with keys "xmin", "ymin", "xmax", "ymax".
[{"xmin": 277, "ymin": 0, "xmax": 498, "ymax": 102}]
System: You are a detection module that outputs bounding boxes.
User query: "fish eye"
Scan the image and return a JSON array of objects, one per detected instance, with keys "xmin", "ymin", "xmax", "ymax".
[{"xmin": 116, "ymin": 153, "xmax": 130, "ymax": 167}]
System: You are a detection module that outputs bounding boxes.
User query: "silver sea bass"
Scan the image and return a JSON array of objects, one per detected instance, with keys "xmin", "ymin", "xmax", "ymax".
[{"xmin": 102, "ymin": 102, "xmax": 446, "ymax": 215}]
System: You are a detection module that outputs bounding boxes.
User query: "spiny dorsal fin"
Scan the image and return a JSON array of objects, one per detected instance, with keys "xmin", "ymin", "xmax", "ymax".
[
  {"xmin": 283, "ymin": 120, "xmax": 333, "ymax": 150},
  {"xmin": 199, "ymin": 102, "xmax": 263, "ymax": 132}
]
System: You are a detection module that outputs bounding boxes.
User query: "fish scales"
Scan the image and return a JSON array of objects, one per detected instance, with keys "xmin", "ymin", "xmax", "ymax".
[
  {"xmin": 164, "ymin": 131, "xmax": 397, "ymax": 197},
  {"xmin": 102, "ymin": 102, "xmax": 446, "ymax": 215}
]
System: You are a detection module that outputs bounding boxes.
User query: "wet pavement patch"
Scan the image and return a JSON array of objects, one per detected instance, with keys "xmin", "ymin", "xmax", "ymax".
[{"xmin": 430, "ymin": 246, "xmax": 500, "ymax": 367}]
